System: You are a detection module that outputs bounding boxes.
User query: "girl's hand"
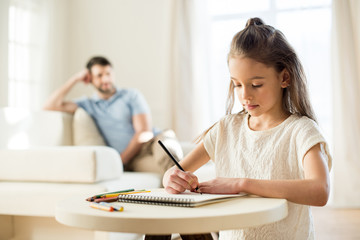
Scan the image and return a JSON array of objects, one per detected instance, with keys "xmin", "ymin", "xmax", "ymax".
[
  {"xmin": 197, "ymin": 177, "xmax": 244, "ymax": 194},
  {"xmin": 163, "ymin": 167, "xmax": 199, "ymax": 194}
]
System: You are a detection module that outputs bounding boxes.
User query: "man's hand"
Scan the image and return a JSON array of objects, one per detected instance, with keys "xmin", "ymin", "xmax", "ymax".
[
  {"xmin": 43, "ymin": 69, "xmax": 90, "ymax": 113},
  {"xmin": 119, "ymin": 114, "xmax": 152, "ymax": 165},
  {"xmin": 70, "ymin": 69, "xmax": 91, "ymax": 84}
]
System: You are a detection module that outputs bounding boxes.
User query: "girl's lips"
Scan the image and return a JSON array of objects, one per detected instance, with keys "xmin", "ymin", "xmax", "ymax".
[{"xmin": 245, "ymin": 104, "xmax": 258, "ymax": 110}]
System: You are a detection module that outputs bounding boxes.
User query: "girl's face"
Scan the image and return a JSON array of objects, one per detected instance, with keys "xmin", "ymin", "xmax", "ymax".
[{"xmin": 229, "ymin": 56, "xmax": 289, "ymax": 119}]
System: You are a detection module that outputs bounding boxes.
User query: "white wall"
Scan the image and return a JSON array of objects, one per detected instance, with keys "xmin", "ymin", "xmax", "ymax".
[
  {"xmin": 64, "ymin": 0, "xmax": 173, "ymax": 129},
  {"xmin": 31, "ymin": 0, "xmax": 71, "ymax": 109},
  {"xmin": 43, "ymin": 0, "xmax": 70, "ymax": 99}
]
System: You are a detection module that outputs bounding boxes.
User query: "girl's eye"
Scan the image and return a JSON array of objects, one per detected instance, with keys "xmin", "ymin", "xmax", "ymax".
[{"xmin": 252, "ymin": 84, "xmax": 262, "ymax": 88}]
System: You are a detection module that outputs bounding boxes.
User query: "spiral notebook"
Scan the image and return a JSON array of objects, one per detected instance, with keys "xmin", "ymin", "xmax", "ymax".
[{"xmin": 117, "ymin": 189, "xmax": 246, "ymax": 207}]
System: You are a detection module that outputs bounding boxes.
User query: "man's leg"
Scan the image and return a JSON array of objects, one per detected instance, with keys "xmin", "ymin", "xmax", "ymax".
[{"xmin": 129, "ymin": 129, "xmax": 184, "ymax": 176}]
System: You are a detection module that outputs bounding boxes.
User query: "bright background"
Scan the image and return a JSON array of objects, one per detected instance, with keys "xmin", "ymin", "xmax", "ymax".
[{"xmin": 0, "ymin": 0, "xmax": 332, "ymax": 144}]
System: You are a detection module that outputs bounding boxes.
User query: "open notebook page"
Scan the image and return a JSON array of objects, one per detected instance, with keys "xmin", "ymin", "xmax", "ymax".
[{"xmin": 117, "ymin": 188, "xmax": 246, "ymax": 207}]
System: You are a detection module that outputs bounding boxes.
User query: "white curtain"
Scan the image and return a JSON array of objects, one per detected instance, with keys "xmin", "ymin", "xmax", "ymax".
[
  {"xmin": 169, "ymin": 0, "xmax": 210, "ymax": 141},
  {"xmin": 332, "ymin": 0, "xmax": 360, "ymax": 207}
]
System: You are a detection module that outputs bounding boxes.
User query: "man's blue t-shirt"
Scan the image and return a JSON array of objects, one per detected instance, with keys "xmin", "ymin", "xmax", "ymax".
[{"xmin": 75, "ymin": 88, "xmax": 150, "ymax": 153}]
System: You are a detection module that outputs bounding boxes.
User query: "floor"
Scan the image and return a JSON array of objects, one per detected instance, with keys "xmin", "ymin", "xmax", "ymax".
[
  {"xmin": 113, "ymin": 206, "xmax": 360, "ymax": 240},
  {"xmin": 312, "ymin": 207, "xmax": 360, "ymax": 240},
  {"xmin": 171, "ymin": 207, "xmax": 360, "ymax": 240}
]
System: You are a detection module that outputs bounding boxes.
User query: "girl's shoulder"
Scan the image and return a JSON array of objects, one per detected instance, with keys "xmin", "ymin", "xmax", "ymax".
[
  {"xmin": 287, "ymin": 114, "xmax": 322, "ymax": 134},
  {"xmin": 290, "ymin": 114, "xmax": 317, "ymax": 126},
  {"xmin": 220, "ymin": 112, "xmax": 247, "ymax": 121},
  {"xmin": 218, "ymin": 112, "xmax": 247, "ymax": 126}
]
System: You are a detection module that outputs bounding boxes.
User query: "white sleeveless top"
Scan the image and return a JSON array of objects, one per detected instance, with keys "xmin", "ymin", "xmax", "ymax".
[{"xmin": 203, "ymin": 113, "xmax": 332, "ymax": 240}]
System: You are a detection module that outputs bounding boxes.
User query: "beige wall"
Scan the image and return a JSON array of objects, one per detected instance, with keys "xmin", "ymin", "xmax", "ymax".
[
  {"xmin": 64, "ymin": 0, "xmax": 173, "ymax": 129},
  {"xmin": 41, "ymin": 0, "xmax": 70, "ymax": 106}
]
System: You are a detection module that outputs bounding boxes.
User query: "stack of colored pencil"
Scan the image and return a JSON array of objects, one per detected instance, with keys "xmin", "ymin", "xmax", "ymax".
[{"xmin": 86, "ymin": 189, "xmax": 151, "ymax": 203}]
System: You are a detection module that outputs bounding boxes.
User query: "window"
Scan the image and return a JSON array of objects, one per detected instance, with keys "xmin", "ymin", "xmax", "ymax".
[
  {"xmin": 8, "ymin": 0, "xmax": 47, "ymax": 109},
  {"xmin": 206, "ymin": 0, "xmax": 332, "ymax": 145}
]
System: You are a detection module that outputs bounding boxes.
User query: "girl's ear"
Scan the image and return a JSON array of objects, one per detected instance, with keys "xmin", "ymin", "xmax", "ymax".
[{"xmin": 280, "ymin": 69, "xmax": 290, "ymax": 88}]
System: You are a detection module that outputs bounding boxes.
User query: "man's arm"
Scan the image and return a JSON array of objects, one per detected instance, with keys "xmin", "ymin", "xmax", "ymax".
[
  {"xmin": 120, "ymin": 113, "xmax": 153, "ymax": 165},
  {"xmin": 43, "ymin": 69, "xmax": 91, "ymax": 114}
]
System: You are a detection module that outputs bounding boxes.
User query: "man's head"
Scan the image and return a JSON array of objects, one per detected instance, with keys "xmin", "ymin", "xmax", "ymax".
[{"xmin": 86, "ymin": 56, "xmax": 116, "ymax": 96}]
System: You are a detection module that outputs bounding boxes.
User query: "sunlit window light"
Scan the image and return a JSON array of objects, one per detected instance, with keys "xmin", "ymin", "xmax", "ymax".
[{"xmin": 8, "ymin": 0, "xmax": 43, "ymax": 109}]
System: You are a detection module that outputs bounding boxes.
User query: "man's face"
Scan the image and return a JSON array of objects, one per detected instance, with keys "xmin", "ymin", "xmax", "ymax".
[{"xmin": 90, "ymin": 64, "xmax": 116, "ymax": 94}]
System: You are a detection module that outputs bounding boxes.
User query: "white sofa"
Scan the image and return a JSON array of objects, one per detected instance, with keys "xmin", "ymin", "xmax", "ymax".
[
  {"xmin": 0, "ymin": 108, "xmax": 215, "ymax": 240},
  {"xmin": 0, "ymin": 108, "xmax": 165, "ymax": 240}
]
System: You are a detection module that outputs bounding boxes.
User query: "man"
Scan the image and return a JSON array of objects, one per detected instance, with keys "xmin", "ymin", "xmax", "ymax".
[{"xmin": 44, "ymin": 56, "xmax": 180, "ymax": 173}]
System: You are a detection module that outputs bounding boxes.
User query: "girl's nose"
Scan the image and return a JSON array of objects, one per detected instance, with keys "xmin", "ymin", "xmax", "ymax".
[{"xmin": 242, "ymin": 87, "xmax": 252, "ymax": 100}]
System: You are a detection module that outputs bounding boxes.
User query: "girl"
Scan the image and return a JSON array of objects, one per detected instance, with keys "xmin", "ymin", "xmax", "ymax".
[{"xmin": 163, "ymin": 17, "xmax": 332, "ymax": 239}]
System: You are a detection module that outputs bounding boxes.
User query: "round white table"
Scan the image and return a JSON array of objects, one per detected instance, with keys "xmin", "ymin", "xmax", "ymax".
[{"xmin": 55, "ymin": 192, "xmax": 287, "ymax": 237}]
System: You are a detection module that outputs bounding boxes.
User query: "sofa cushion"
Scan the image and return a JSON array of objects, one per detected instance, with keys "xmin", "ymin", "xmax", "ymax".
[
  {"xmin": 0, "ymin": 146, "xmax": 122, "ymax": 183},
  {"xmin": 73, "ymin": 108, "xmax": 106, "ymax": 146}
]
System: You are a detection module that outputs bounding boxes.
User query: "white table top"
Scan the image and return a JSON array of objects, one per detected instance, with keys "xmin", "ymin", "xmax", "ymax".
[{"xmin": 55, "ymin": 191, "xmax": 288, "ymax": 235}]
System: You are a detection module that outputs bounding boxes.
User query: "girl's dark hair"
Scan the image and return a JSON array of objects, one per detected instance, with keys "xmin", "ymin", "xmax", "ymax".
[
  {"xmin": 226, "ymin": 17, "xmax": 316, "ymax": 121},
  {"xmin": 197, "ymin": 17, "xmax": 316, "ymax": 142},
  {"xmin": 86, "ymin": 56, "xmax": 112, "ymax": 72}
]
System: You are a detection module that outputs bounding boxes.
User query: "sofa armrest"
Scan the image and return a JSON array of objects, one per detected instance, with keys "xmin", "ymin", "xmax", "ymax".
[
  {"xmin": 0, "ymin": 146, "xmax": 123, "ymax": 183},
  {"xmin": 0, "ymin": 108, "xmax": 73, "ymax": 148}
]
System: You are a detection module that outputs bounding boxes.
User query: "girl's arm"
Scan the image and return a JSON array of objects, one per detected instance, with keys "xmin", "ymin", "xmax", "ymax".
[
  {"xmin": 199, "ymin": 143, "xmax": 330, "ymax": 206},
  {"xmin": 163, "ymin": 142, "xmax": 211, "ymax": 194}
]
